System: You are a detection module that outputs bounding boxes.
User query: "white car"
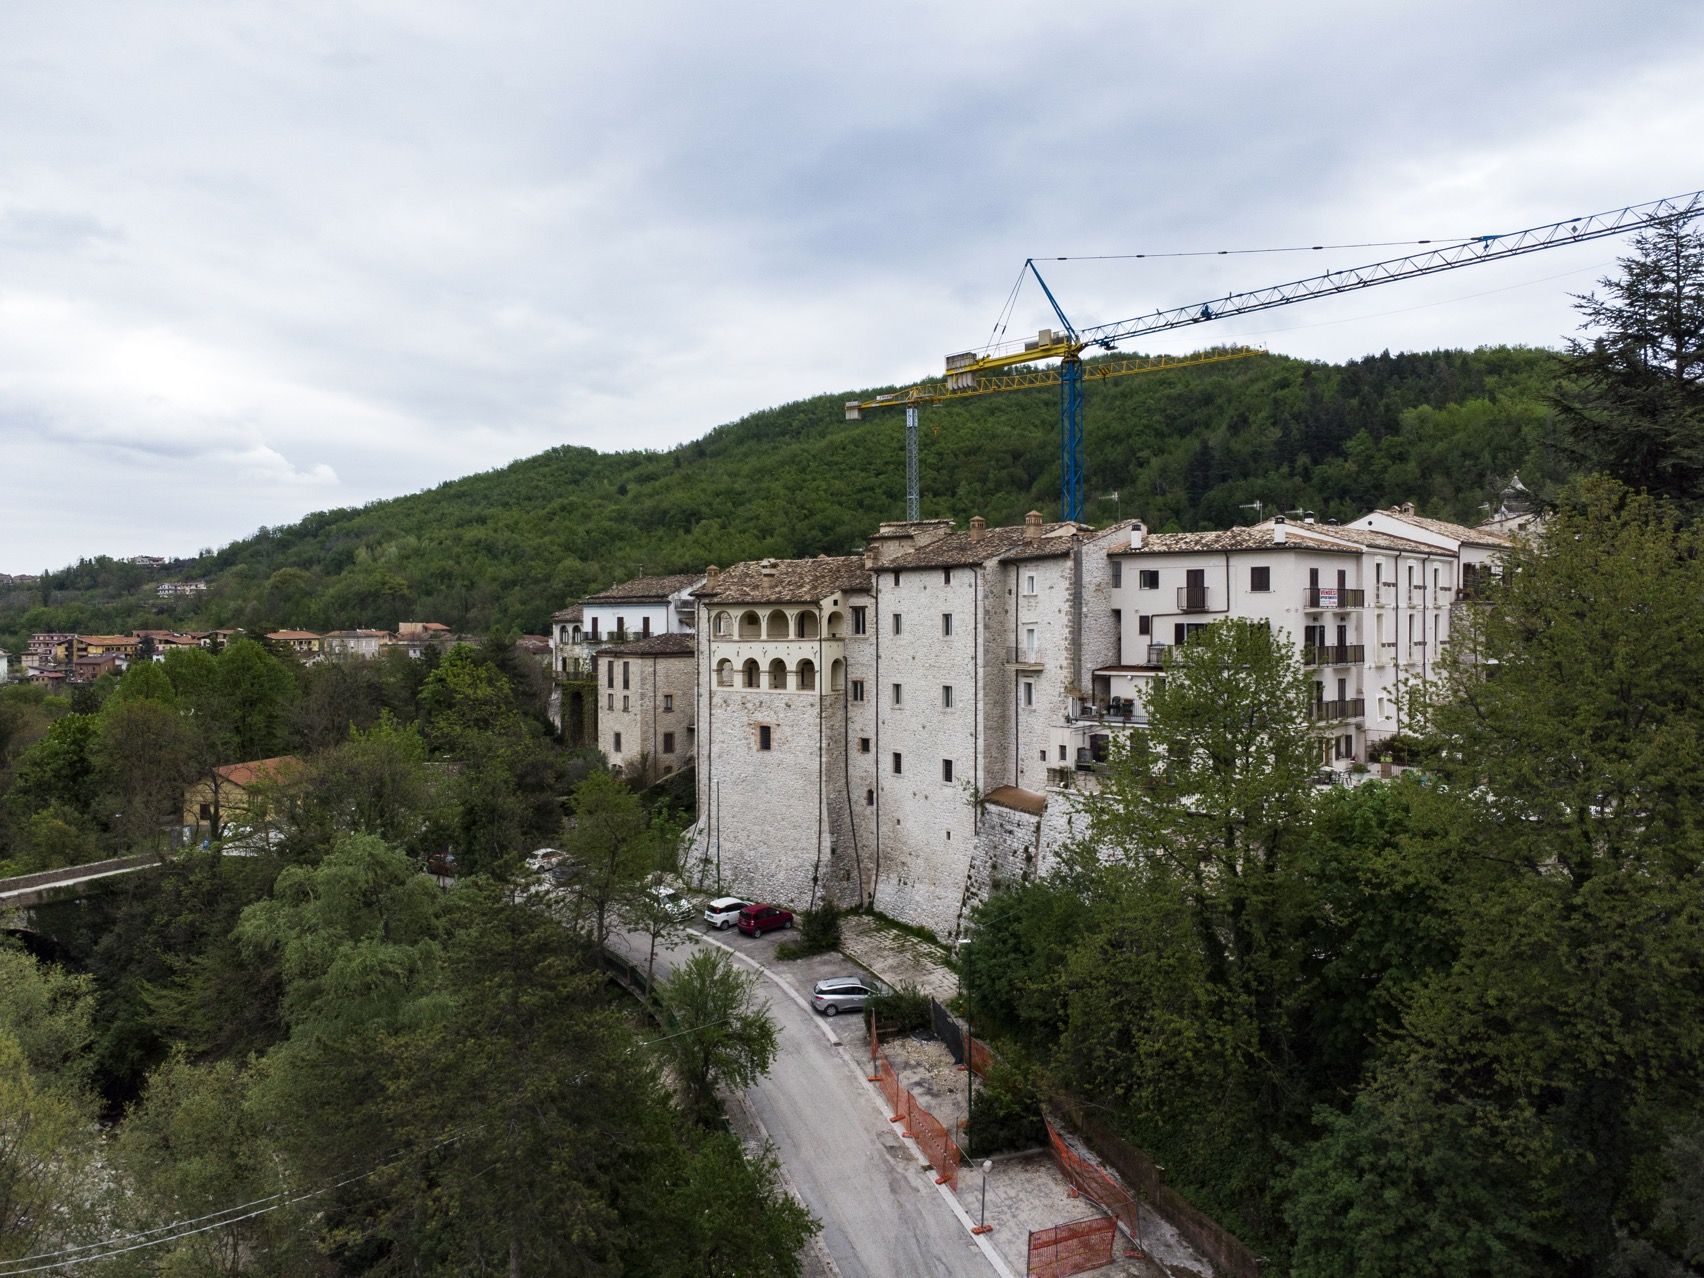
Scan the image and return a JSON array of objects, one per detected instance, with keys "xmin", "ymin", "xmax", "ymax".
[
  {"xmin": 647, "ymin": 885, "xmax": 693, "ymax": 922},
  {"xmin": 703, "ymin": 897, "xmax": 750, "ymax": 930}
]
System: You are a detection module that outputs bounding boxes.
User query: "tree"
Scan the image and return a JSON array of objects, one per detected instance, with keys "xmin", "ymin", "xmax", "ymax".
[
  {"xmin": 655, "ymin": 948, "xmax": 778, "ymax": 1120},
  {"xmin": 560, "ymin": 771, "xmax": 654, "ymax": 948},
  {"xmin": 290, "ymin": 713, "xmax": 433, "ymax": 855},
  {"xmin": 216, "ymin": 638, "xmax": 297, "ymax": 761},
  {"xmin": 1554, "ymin": 213, "xmax": 1704, "ymax": 511},
  {"xmin": 93, "ymin": 696, "xmax": 200, "ymax": 855}
]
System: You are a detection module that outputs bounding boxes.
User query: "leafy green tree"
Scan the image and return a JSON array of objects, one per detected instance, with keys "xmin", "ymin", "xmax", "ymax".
[
  {"xmin": 216, "ymin": 638, "xmax": 298, "ymax": 761},
  {"xmin": 560, "ymin": 770, "xmax": 654, "ymax": 947},
  {"xmin": 418, "ymin": 644, "xmax": 525, "ymax": 754},
  {"xmin": 656, "ymin": 947, "xmax": 779, "ymax": 1120},
  {"xmin": 112, "ymin": 1051, "xmax": 320, "ymax": 1276},
  {"xmin": 290, "ymin": 713, "xmax": 433, "ymax": 856},
  {"xmin": 663, "ymin": 1131, "xmax": 819, "ymax": 1277},
  {"xmin": 93, "ymin": 696, "xmax": 200, "ymax": 855},
  {"xmin": 1554, "ymin": 214, "xmax": 1704, "ymax": 512}
]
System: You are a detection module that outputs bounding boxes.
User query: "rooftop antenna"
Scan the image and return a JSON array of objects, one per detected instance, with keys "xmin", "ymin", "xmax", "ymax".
[{"xmin": 1238, "ymin": 500, "xmax": 1266, "ymax": 523}]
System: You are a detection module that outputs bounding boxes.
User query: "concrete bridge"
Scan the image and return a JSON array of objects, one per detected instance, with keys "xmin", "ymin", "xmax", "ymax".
[{"xmin": 0, "ymin": 855, "xmax": 159, "ymax": 934}]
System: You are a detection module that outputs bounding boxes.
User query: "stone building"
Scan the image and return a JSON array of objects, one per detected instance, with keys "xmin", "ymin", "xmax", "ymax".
[
  {"xmin": 595, "ymin": 633, "xmax": 696, "ymax": 784},
  {"xmin": 689, "ymin": 506, "xmax": 1511, "ymax": 942}
]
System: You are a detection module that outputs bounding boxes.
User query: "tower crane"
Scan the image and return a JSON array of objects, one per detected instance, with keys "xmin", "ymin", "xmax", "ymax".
[{"xmin": 848, "ymin": 187, "xmax": 1704, "ymax": 522}]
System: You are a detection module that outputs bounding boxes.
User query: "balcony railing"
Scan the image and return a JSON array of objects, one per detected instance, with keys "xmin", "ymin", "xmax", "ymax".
[
  {"xmin": 1310, "ymin": 697, "xmax": 1366, "ymax": 721},
  {"xmin": 1005, "ymin": 645, "xmax": 1043, "ymax": 666},
  {"xmin": 1304, "ymin": 587, "xmax": 1365, "ymax": 609},
  {"xmin": 1177, "ymin": 585, "xmax": 1211, "ymax": 612},
  {"xmin": 1303, "ymin": 643, "xmax": 1365, "ymax": 666},
  {"xmin": 1145, "ymin": 643, "xmax": 1171, "ymax": 666}
]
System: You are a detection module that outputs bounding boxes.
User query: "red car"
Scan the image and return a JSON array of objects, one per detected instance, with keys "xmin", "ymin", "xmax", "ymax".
[{"xmin": 737, "ymin": 903, "xmax": 794, "ymax": 937}]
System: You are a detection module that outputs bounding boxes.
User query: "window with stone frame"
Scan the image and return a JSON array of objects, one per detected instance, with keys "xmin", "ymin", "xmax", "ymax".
[
  {"xmin": 942, "ymin": 759, "xmax": 954, "ymax": 783},
  {"xmin": 663, "ymin": 732, "xmax": 675, "ymax": 753},
  {"xmin": 851, "ymin": 679, "xmax": 865, "ymax": 702},
  {"xmin": 852, "ymin": 606, "xmax": 868, "ymax": 634},
  {"xmin": 758, "ymin": 725, "xmax": 773, "ymax": 751}
]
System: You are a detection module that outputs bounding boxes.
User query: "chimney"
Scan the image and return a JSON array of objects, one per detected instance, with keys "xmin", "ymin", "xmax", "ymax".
[
  {"xmin": 705, "ymin": 565, "xmax": 719, "ymax": 585},
  {"xmin": 1128, "ymin": 520, "xmax": 1145, "ymax": 550},
  {"xmin": 1024, "ymin": 510, "xmax": 1043, "ymax": 542},
  {"xmin": 760, "ymin": 558, "xmax": 777, "ymax": 577},
  {"xmin": 1304, "ymin": 512, "xmax": 1316, "ymax": 525},
  {"xmin": 969, "ymin": 515, "xmax": 987, "ymax": 542},
  {"xmin": 1274, "ymin": 515, "xmax": 1287, "ymax": 545}
]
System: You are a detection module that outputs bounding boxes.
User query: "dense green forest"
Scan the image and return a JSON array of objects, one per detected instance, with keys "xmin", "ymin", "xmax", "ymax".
[
  {"xmin": 1, "ymin": 342, "xmax": 1565, "ymax": 649},
  {"xmin": 0, "ymin": 634, "xmax": 812, "ymax": 1274}
]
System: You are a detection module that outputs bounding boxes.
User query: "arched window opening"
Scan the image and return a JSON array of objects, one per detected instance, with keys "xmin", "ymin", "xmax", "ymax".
[
  {"xmin": 830, "ymin": 658, "xmax": 844, "ymax": 692},
  {"xmin": 739, "ymin": 611, "xmax": 761, "ymax": 640},
  {"xmin": 714, "ymin": 611, "xmax": 731, "ymax": 637},
  {"xmin": 716, "ymin": 658, "xmax": 734, "ymax": 687},
  {"xmin": 825, "ymin": 610, "xmax": 845, "ymax": 638},
  {"xmin": 796, "ymin": 611, "xmax": 820, "ymax": 639},
  {"xmin": 766, "ymin": 610, "xmax": 790, "ymax": 640},
  {"xmin": 768, "ymin": 658, "xmax": 788, "ymax": 690},
  {"xmin": 742, "ymin": 659, "xmax": 760, "ymax": 688},
  {"xmin": 796, "ymin": 659, "xmax": 817, "ymax": 692}
]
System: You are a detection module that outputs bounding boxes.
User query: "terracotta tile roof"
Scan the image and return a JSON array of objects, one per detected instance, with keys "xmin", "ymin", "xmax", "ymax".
[
  {"xmin": 1281, "ymin": 523, "xmax": 1439, "ymax": 553},
  {"xmin": 267, "ymin": 630, "xmax": 322, "ymax": 641},
  {"xmin": 324, "ymin": 629, "xmax": 389, "ymax": 639},
  {"xmin": 595, "ymin": 633, "xmax": 696, "ymax": 657},
  {"xmin": 1366, "ymin": 508, "xmax": 1513, "ymax": 548},
  {"xmin": 582, "ymin": 573, "xmax": 703, "ymax": 603},
  {"xmin": 212, "ymin": 755, "xmax": 304, "ymax": 789},
  {"xmin": 886, "ymin": 521, "xmax": 1083, "ymax": 569},
  {"xmin": 1116, "ymin": 527, "xmax": 1354, "ymax": 555},
  {"xmin": 695, "ymin": 556, "xmax": 872, "ymax": 604},
  {"xmin": 550, "ymin": 605, "xmax": 584, "ymax": 623},
  {"xmin": 985, "ymin": 785, "xmax": 1047, "ymax": 815}
]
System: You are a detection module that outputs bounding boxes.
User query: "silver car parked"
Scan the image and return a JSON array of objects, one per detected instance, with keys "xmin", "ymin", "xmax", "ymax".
[{"xmin": 810, "ymin": 976, "xmax": 881, "ymax": 1017}]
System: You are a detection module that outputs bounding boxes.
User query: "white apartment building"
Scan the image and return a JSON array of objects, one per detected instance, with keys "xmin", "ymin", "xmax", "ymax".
[
  {"xmin": 322, "ymin": 629, "xmax": 389, "ymax": 660},
  {"xmin": 580, "ymin": 574, "xmax": 702, "ymax": 645}
]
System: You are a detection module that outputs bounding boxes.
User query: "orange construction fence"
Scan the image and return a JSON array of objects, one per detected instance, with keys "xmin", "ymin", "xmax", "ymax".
[
  {"xmin": 967, "ymin": 1034, "xmax": 994, "ymax": 1079},
  {"xmin": 1027, "ymin": 1216, "xmax": 1116, "ymax": 1278},
  {"xmin": 866, "ymin": 1012, "xmax": 960, "ymax": 1190},
  {"xmin": 1044, "ymin": 1119, "xmax": 1145, "ymax": 1257}
]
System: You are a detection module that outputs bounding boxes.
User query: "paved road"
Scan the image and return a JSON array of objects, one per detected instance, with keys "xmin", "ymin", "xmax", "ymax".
[{"xmin": 611, "ymin": 926, "xmax": 999, "ymax": 1278}]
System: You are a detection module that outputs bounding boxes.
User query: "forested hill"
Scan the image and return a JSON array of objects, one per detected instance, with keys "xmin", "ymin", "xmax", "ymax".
[{"xmin": 4, "ymin": 345, "xmax": 1564, "ymax": 643}]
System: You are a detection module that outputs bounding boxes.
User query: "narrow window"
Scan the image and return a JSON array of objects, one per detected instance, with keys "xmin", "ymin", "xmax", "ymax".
[
  {"xmin": 1111, "ymin": 561, "xmax": 1123, "ymax": 588},
  {"xmin": 851, "ymin": 679, "xmax": 865, "ymax": 702},
  {"xmin": 892, "ymin": 571, "xmax": 900, "ymax": 587},
  {"xmin": 622, "ymin": 695, "xmax": 630, "ymax": 711},
  {"xmin": 1138, "ymin": 614, "xmax": 1151, "ymax": 636},
  {"xmin": 1025, "ymin": 573, "xmax": 1037, "ymax": 595},
  {"xmin": 892, "ymin": 613, "xmax": 902, "ymax": 636},
  {"xmin": 942, "ymin": 613, "xmax": 953, "ymax": 636},
  {"xmin": 622, "ymin": 661, "xmax": 630, "ymax": 690},
  {"xmin": 613, "ymin": 731, "xmax": 622, "ymax": 751},
  {"xmin": 642, "ymin": 617, "xmax": 652, "ymax": 638},
  {"xmin": 663, "ymin": 732, "xmax": 675, "ymax": 754},
  {"xmin": 607, "ymin": 661, "xmax": 614, "ymax": 688},
  {"xmin": 1024, "ymin": 626, "xmax": 1037, "ymax": 659},
  {"xmin": 865, "ymin": 789, "xmax": 875, "ymax": 806},
  {"xmin": 852, "ymin": 606, "xmax": 867, "ymax": 634},
  {"xmin": 1022, "ymin": 681, "xmax": 1034, "ymax": 708},
  {"xmin": 859, "ymin": 737, "xmax": 871, "ymax": 753},
  {"xmin": 607, "ymin": 693, "xmax": 614, "ymax": 710},
  {"xmin": 892, "ymin": 752, "xmax": 903, "ymax": 774},
  {"xmin": 759, "ymin": 725, "xmax": 773, "ymax": 751},
  {"xmin": 942, "ymin": 568, "xmax": 952, "ymax": 585},
  {"xmin": 1139, "ymin": 569, "xmax": 1159, "ymax": 590},
  {"xmin": 942, "ymin": 685, "xmax": 954, "ymax": 708},
  {"xmin": 942, "ymin": 759, "xmax": 954, "ymax": 783},
  {"xmin": 592, "ymin": 617, "xmax": 601, "ymax": 639},
  {"xmin": 1058, "ymin": 744, "xmax": 1067, "ymax": 762},
  {"xmin": 891, "ymin": 683, "xmax": 903, "ymax": 706},
  {"xmin": 1250, "ymin": 566, "xmax": 1271, "ymax": 592},
  {"xmin": 663, "ymin": 694, "xmax": 674, "ymax": 712},
  {"xmin": 617, "ymin": 615, "xmax": 626, "ymax": 637}
]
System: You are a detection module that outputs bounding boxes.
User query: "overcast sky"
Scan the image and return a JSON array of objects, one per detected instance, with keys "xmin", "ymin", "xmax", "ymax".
[{"xmin": 2, "ymin": 2, "xmax": 1701, "ymax": 573}]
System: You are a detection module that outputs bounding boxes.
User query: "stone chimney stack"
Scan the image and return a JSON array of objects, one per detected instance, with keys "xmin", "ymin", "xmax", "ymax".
[
  {"xmin": 1128, "ymin": 520, "xmax": 1145, "ymax": 550},
  {"xmin": 1024, "ymin": 510, "xmax": 1043, "ymax": 542},
  {"xmin": 969, "ymin": 515, "xmax": 987, "ymax": 542},
  {"xmin": 760, "ymin": 558, "xmax": 777, "ymax": 577},
  {"xmin": 1273, "ymin": 515, "xmax": 1287, "ymax": 545},
  {"xmin": 705, "ymin": 565, "xmax": 719, "ymax": 586}
]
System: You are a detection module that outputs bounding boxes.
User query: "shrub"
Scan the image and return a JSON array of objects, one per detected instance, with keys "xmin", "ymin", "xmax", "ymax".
[
  {"xmin": 799, "ymin": 900, "xmax": 842, "ymax": 953},
  {"xmin": 867, "ymin": 982, "xmax": 930, "ymax": 1034},
  {"xmin": 963, "ymin": 1059, "xmax": 1045, "ymax": 1157}
]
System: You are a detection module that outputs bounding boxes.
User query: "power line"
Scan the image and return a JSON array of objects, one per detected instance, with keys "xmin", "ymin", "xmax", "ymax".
[{"xmin": 1038, "ymin": 236, "xmax": 1484, "ymax": 263}]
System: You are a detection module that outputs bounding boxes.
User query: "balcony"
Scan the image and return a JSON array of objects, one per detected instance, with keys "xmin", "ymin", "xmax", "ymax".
[
  {"xmin": 1177, "ymin": 585, "xmax": 1211, "ymax": 612},
  {"xmin": 1303, "ymin": 643, "xmax": 1365, "ymax": 666},
  {"xmin": 1303, "ymin": 587, "xmax": 1365, "ymax": 609},
  {"xmin": 1005, "ymin": 645, "xmax": 1044, "ymax": 667},
  {"xmin": 1310, "ymin": 697, "xmax": 1366, "ymax": 721},
  {"xmin": 1144, "ymin": 643, "xmax": 1171, "ymax": 666}
]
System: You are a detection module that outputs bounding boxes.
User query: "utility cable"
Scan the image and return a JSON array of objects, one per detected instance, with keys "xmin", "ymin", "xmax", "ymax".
[{"xmin": 1039, "ymin": 235, "xmax": 1483, "ymax": 262}]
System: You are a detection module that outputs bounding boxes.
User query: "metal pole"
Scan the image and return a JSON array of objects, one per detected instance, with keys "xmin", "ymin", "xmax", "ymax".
[
  {"xmin": 905, "ymin": 407, "xmax": 920, "ymax": 520},
  {"xmin": 974, "ymin": 1159, "xmax": 993, "ymax": 1234}
]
